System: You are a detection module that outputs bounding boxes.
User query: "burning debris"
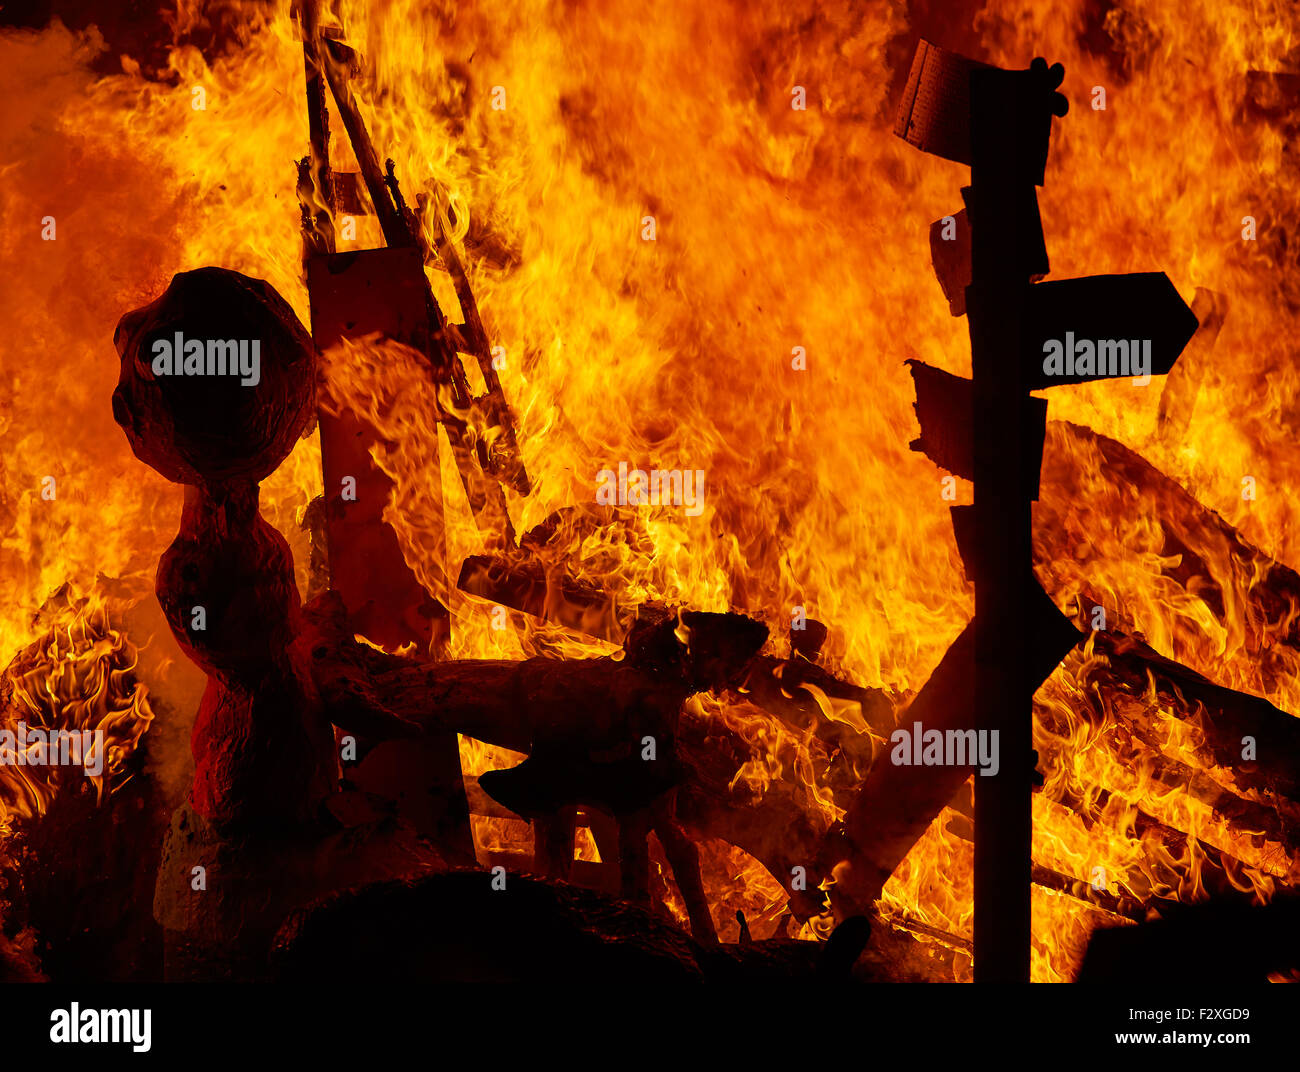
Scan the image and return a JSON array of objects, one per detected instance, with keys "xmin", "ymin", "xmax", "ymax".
[{"xmin": 0, "ymin": 589, "xmax": 154, "ymax": 827}]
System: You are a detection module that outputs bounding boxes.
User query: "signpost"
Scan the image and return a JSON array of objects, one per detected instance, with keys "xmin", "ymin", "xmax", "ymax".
[{"xmin": 894, "ymin": 40, "xmax": 1199, "ymax": 981}]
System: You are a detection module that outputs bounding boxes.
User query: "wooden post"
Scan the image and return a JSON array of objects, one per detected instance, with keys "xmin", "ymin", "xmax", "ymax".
[
  {"xmin": 966, "ymin": 60, "xmax": 1061, "ymax": 984},
  {"xmin": 898, "ymin": 42, "xmax": 1195, "ymax": 980},
  {"xmin": 297, "ymin": 0, "xmax": 335, "ymax": 259}
]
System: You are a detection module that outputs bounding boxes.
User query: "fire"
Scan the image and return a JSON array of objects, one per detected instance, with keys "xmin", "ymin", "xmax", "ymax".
[
  {"xmin": 0, "ymin": 588, "xmax": 154, "ymax": 835},
  {"xmin": 0, "ymin": 0, "xmax": 1298, "ymax": 980}
]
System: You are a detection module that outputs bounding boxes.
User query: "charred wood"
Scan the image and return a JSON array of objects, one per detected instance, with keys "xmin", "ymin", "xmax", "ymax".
[
  {"xmin": 1039, "ymin": 420, "xmax": 1300, "ymax": 690},
  {"xmin": 1084, "ymin": 628, "xmax": 1300, "ymax": 804}
]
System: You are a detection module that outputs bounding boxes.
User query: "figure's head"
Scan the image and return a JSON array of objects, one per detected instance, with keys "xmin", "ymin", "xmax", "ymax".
[{"xmin": 112, "ymin": 267, "xmax": 315, "ymax": 486}]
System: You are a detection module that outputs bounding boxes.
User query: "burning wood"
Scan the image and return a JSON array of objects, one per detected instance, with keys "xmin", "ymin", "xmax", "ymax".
[
  {"xmin": 308, "ymin": 247, "xmax": 453, "ymax": 654},
  {"xmin": 1083, "ymin": 629, "xmax": 1300, "ymax": 804},
  {"xmin": 302, "ymin": 11, "xmax": 528, "ymax": 550},
  {"xmin": 0, "ymin": 589, "xmax": 154, "ymax": 827},
  {"xmin": 1039, "ymin": 420, "xmax": 1300, "ymax": 678},
  {"xmin": 817, "ymin": 581, "xmax": 1083, "ymax": 919},
  {"xmin": 456, "ymin": 420, "xmax": 1300, "ymax": 929}
]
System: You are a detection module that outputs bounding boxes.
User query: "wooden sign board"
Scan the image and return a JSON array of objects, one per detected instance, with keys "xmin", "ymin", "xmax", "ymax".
[
  {"xmin": 907, "ymin": 360, "xmax": 1049, "ymax": 499},
  {"xmin": 894, "ymin": 40, "xmax": 990, "ymax": 166},
  {"xmin": 1022, "ymin": 272, "xmax": 1199, "ymax": 389}
]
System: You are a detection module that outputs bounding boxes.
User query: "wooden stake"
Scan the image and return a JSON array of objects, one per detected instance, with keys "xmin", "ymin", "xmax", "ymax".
[{"xmin": 966, "ymin": 60, "xmax": 1064, "ymax": 982}]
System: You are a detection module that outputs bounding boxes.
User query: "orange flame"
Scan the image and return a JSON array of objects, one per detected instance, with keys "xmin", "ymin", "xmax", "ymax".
[{"xmin": 0, "ymin": 588, "xmax": 154, "ymax": 835}]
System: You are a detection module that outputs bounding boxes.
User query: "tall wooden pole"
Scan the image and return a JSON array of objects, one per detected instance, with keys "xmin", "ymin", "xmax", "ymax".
[
  {"xmin": 896, "ymin": 42, "xmax": 1192, "ymax": 981},
  {"xmin": 967, "ymin": 61, "xmax": 1062, "ymax": 982}
]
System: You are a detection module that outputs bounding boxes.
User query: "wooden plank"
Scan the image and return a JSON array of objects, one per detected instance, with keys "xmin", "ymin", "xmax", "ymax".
[
  {"xmin": 893, "ymin": 40, "xmax": 990, "ymax": 165},
  {"xmin": 1023, "ymin": 273, "xmax": 1199, "ymax": 388},
  {"xmin": 907, "ymin": 360, "xmax": 1048, "ymax": 498},
  {"xmin": 928, "ymin": 208, "xmax": 970, "ymax": 315},
  {"xmin": 308, "ymin": 248, "xmax": 475, "ymax": 867},
  {"xmin": 307, "ymin": 247, "xmax": 451, "ymax": 655}
]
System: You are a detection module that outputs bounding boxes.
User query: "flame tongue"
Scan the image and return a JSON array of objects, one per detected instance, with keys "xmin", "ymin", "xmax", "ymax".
[{"xmin": 0, "ymin": 588, "xmax": 154, "ymax": 832}]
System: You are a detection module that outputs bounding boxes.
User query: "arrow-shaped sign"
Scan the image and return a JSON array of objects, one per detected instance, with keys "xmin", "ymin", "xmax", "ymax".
[{"xmin": 1022, "ymin": 272, "xmax": 1199, "ymax": 389}]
